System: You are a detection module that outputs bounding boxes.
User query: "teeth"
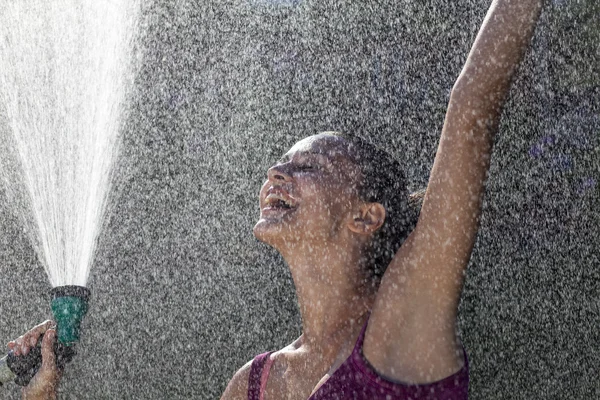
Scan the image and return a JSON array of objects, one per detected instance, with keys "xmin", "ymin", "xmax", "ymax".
[{"xmin": 266, "ymin": 193, "xmax": 295, "ymax": 208}]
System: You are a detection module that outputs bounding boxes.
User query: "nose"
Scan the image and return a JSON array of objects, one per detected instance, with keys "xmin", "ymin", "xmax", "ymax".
[{"xmin": 267, "ymin": 164, "xmax": 291, "ymax": 183}]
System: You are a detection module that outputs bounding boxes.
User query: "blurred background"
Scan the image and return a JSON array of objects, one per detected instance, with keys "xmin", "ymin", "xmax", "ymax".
[{"xmin": 0, "ymin": 0, "xmax": 598, "ymax": 398}]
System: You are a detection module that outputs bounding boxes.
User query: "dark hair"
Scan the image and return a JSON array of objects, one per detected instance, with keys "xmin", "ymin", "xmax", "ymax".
[{"xmin": 326, "ymin": 132, "xmax": 425, "ymax": 282}]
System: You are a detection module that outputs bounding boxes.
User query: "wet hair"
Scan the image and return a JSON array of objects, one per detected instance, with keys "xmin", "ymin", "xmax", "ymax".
[{"xmin": 326, "ymin": 132, "xmax": 425, "ymax": 282}]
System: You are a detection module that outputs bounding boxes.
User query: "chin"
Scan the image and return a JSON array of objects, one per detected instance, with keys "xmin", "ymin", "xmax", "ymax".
[
  {"xmin": 253, "ymin": 212, "xmax": 302, "ymax": 248},
  {"xmin": 254, "ymin": 218, "xmax": 287, "ymax": 245}
]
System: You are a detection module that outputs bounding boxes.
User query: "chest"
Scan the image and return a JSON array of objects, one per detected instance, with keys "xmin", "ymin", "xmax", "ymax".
[{"xmin": 263, "ymin": 355, "xmax": 347, "ymax": 400}]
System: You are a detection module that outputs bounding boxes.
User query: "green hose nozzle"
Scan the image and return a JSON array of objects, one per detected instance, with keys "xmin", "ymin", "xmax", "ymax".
[
  {"xmin": 50, "ymin": 286, "xmax": 90, "ymax": 346},
  {"xmin": 1, "ymin": 285, "xmax": 90, "ymax": 387}
]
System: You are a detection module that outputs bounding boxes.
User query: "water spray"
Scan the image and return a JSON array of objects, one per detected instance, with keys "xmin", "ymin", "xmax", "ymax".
[
  {"xmin": 0, "ymin": 0, "xmax": 139, "ymax": 390},
  {"xmin": 0, "ymin": 286, "xmax": 90, "ymax": 387}
]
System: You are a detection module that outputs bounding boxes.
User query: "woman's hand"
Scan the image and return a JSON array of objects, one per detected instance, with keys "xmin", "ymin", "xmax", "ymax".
[{"xmin": 7, "ymin": 320, "xmax": 61, "ymax": 400}]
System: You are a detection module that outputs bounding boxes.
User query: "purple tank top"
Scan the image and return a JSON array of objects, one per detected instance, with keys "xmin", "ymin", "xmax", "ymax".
[{"xmin": 248, "ymin": 319, "xmax": 469, "ymax": 399}]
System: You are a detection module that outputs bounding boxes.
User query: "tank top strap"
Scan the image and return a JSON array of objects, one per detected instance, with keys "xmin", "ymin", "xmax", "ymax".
[
  {"xmin": 247, "ymin": 351, "xmax": 274, "ymax": 400},
  {"xmin": 259, "ymin": 355, "xmax": 275, "ymax": 400}
]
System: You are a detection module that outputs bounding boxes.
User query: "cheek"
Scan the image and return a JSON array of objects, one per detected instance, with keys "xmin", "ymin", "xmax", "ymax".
[{"xmin": 303, "ymin": 180, "xmax": 354, "ymax": 215}]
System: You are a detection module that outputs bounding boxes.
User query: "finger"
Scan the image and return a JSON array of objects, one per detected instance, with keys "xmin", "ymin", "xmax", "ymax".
[
  {"xmin": 19, "ymin": 337, "xmax": 31, "ymax": 356},
  {"xmin": 7, "ymin": 340, "xmax": 21, "ymax": 356},
  {"xmin": 13, "ymin": 320, "xmax": 53, "ymax": 356},
  {"xmin": 31, "ymin": 320, "xmax": 54, "ymax": 336},
  {"xmin": 41, "ymin": 329, "xmax": 57, "ymax": 369},
  {"xmin": 25, "ymin": 320, "xmax": 53, "ymax": 340},
  {"xmin": 14, "ymin": 336, "xmax": 25, "ymax": 356}
]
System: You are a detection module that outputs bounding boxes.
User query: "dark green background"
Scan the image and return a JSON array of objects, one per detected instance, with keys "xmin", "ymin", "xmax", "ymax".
[{"xmin": 0, "ymin": 0, "xmax": 598, "ymax": 398}]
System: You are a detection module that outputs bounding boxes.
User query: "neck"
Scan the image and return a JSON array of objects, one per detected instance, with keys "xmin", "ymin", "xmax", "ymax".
[{"xmin": 281, "ymin": 241, "xmax": 376, "ymax": 355}]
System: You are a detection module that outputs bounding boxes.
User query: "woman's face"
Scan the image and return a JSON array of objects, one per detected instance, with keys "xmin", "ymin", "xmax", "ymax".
[{"xmin": 253, "ymin": 133, "xmax": 364, "ymax": 250}]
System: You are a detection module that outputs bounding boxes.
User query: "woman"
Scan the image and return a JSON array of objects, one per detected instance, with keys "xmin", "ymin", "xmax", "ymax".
[{"xmin": 9, "ymin": 0, "xmax": 543, "ymax": 399}]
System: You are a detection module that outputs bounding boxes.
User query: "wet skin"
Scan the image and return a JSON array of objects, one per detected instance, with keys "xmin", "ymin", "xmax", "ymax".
[
  {"xmin": 252, "ymin": 133, "xmax": 392, "ymax": 399},
  {"xmin": 254, "ymin": 133, "xmax": 373, "ymax": 255}
]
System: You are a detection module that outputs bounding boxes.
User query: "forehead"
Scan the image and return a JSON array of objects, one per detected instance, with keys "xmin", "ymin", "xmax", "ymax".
[{"xmin": 284, "ymin": 133, "xmax": 355, "ymax": 160}]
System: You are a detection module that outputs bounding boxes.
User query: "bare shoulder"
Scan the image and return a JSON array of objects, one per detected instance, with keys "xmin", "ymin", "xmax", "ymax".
[{"xmin": 220, "ymin": 359, "xmax": 253, "ymax": 400}]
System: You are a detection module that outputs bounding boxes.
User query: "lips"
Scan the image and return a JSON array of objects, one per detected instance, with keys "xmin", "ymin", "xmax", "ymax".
[{"xmin": 262, "ymin": 188, "xmax": 298, "ymax": 212}]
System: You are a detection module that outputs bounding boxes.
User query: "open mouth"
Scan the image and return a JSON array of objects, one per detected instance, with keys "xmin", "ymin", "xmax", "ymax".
[
  {"xmin": 263, "ymin": 193, "xmax": 297, "ymax": 211},
  {"xmin": 267, "ymin": 199, "xmax": 293, "ymax": 209}
]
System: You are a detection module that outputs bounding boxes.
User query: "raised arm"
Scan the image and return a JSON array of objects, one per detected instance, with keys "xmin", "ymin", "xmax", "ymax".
[{"xmin": 364, "ymin": 0, "xmax": 543, "ymax": 383}]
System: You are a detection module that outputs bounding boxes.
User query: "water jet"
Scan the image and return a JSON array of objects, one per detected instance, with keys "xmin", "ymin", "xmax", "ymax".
[{"xmin": 0, "ymin": 0, "xmax": 138, "ymax": 390}]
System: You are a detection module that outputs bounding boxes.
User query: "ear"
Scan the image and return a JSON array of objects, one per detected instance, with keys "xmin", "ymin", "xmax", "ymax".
[{"xmin": 347, "ymin": 202, "xmax": 386, "ymax": 235}]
